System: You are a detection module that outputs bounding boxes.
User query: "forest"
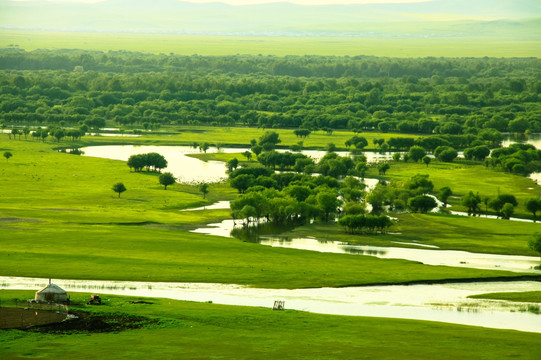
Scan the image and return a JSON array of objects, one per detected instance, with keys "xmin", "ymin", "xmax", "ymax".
[{"xmin": 0, "ymin": 49, "xmax": 540, "ymax": 136}]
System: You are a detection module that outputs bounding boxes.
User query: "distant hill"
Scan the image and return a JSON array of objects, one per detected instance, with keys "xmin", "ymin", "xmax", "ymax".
[{"xmin": 0, "ymin": 0, "xmax": 539, "ymax": 37}]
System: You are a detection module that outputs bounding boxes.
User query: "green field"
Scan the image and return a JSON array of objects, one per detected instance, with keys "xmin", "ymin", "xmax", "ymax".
[
  {"xmin": 2, "ymin": 30, "xmax": 540, "ymax": 57},
  {"xmin": 469, "ymin": 291, "xmax": 541, "ymax": 303},
  {"xmin": 1, "ymin": 290, "xmax": 540, "ymax": 360}
]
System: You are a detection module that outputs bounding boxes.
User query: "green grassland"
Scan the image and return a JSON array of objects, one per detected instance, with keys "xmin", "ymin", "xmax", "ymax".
[
  {"xmin": 1, "ymin": 290, "xmax": 540, "ymax": 360},
  {"xmin": 74, "ymin": 126, "xmax": 414, "ymax": 151},
  {"xmin": 2, "ymin": 30, "xmax": 540, "ymax": 58},
  {"xmin": 469, "ymin": 291, "xmax": 541, "ymax": 303},
  {"xmin": 0, "ymin": 137, "xmax": 535, "ymax": 288}
]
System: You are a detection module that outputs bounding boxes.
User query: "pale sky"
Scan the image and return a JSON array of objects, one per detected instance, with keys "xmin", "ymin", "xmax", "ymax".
[{"xmin": 11, "ymin": 0, "xmax": 431, "ymax": 4}]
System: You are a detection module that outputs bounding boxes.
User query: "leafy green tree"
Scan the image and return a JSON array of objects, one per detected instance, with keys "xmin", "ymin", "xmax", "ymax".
[
  {"xmin": 199, "ymin": 183, "xmax": 209, "ymax": 199},
  {"xmin": 408, "ymin": 146, "xmax": 426, "ymax": 163},
  {"xmin": 526, "ymin": 198, "xmax": 541, "ymax": 222},
  {"xmin": 3, "ymin": 151, "xmax": 13, "ymax": 162},
  {"xmin": 54, "ymin": 129, "xmax": 65, "ymax": 142},
  {"xmin": 317, "ymin": 191, "xmax": 341, "ymax": 222},
  {"xmin": 437, "ymin": 186, "xmax": 452, "ymax": 208},
  {"xmin": 326, "ymin": 143, "xmax": 337, "ymax": 152},
  {"xmin": 227, "ymin": 158, "xmax": 239, "ymax": 172},
  {"xmin": 199, "ymin": 142, "xmax": 210, "ymax": 153},
  {"xmin": 461, "ymin": 191, "xmax": 481, "ymax": 216},
  {"xmin": 408, "ymin": 195, "xmax": 437, "ymax": 214},
  {"xmin": 242, "ymin": 151, "xmax": 252, "ymax": 161},
  {"xmin": 251, "ymin": 145, "xmax": 263, "ymax": 158},
  {"xmin": 112, "ymin": 182, "xmax": 126, "ymax": 198},
  {"xmin": 294, "ymin": 129, "xmax": 311, "ymax": 138},
  {"xmin": 345, "ymin": 135, "xmax": 368, "ymax": 150},
  {"xmin": 230, "ymin": 174, "xmax": 255, "ymax": 193},
  {"xmin": 434, "ymin": 146, "xmax": 458, "ymax": 162},
  {"xmin": 258, "ymin": 131, "xmax": 281, "ymax": 150},
  {"xmin": 501, "ymin": 203, "xmax": 514, "ymax": 220},
  {"xmin": 377, "ymin": 163, "xmax": 390, "ymax": 175},
  {"xmin": 159, "ymin": 172, "xmax": 176, "ymax": 190},
  {"xmin": 422, "ymin": 156, "xmax": 431, "ymax": 167}
]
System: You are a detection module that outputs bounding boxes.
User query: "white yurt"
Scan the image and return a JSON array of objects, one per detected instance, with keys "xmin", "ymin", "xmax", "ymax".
[{"xmin": 35, "ymin": 281, "xmax": 68, "ymax": 303}]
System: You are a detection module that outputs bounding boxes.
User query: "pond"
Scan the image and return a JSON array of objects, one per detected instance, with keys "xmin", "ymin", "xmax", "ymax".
[
  {"xmin": 2, "ymin": 276, "xmax": 540, "ymax": 333},
  {"xmin": 79, "ymin": 145, "xmax": 250, "ymax": 183}
]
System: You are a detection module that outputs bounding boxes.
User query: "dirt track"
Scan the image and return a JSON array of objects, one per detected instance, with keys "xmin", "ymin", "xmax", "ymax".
[{"xmin": 0, "ymin": 308, "xmax": 66, "ymax": 329}]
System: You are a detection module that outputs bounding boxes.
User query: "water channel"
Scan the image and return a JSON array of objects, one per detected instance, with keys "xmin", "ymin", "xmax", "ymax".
[{"xmin": 2, "ymin": 276, "xmax": 540, "ymax": 333}]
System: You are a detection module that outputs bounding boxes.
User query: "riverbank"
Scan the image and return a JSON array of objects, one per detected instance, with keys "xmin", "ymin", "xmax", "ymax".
[{"xmin": 1, "ymin": 289, "xmax": 540, "ymax": 359}]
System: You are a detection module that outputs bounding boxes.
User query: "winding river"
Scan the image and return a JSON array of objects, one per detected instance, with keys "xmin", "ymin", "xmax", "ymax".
[{"xmin": 2, "ymin": 276, "xmax": 540, "ymax": 333}]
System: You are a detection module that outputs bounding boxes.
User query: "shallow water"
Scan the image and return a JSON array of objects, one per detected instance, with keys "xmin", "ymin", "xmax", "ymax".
[
  {"xmin": 79, "ymin": 145, "xmax": 249, "ymax": 183},
  {"xmin": 2, "ymin": 276, "xmax": 540, "ymax": 333},
  {"xmin": 78, "ymin": 145, "xmax": 396, "ymax": 183},
  {"xmin": 192, "ymin": 220, "xmax": 540, "ymax": 274}
]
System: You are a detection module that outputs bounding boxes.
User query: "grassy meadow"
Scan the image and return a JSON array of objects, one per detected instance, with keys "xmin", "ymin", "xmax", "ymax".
[
  {"xmin": 1, "ymin": 290, "xmax": 540, "ymax": 360},
  {"xmin": 2, "ymin": 30, "xmax": 541, "ymax": 58}
]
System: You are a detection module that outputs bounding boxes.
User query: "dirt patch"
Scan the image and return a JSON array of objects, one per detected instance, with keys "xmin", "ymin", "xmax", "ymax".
[
  {"xmin": 0, "ymin": 308, "xmax": 66, "ymax": 329},
  {"xmin": 27, "ymin": 310, "xmax": 158, "ymax": 334}
]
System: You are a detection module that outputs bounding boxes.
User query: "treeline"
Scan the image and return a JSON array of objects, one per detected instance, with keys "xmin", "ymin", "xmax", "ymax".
[{"xmin": 0, "ymin": 50, "xmax": 540, "ymax": 135}]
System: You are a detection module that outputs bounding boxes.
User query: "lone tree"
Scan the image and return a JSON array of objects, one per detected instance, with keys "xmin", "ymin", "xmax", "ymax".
[
  {"xmin": 3, "ymin": 151, "xmax": 12, "ymax": 162},
  {"xmin": 526, "ymin": 198, "xmax": 541, "ymax": 222},
  {"xmin": 529, "ymin": 233, "xmax": 541, "ymax": 263},
  {"xmin": 112, "ymin": 182, "xmax": 126, "ymax": 198},
  {"xmin": 199, "ymin": 183, "xmax": 209, "ymax": 199},
  {"xmin": 437, "ymin": 186, "xmax": 453, "ymax": 208},
  {"xmin": 159, "ymin": 172, "xmax": 176, "ymax": 190},
  {"xmin": 422, "ymin": 156, "xmax": 431, "ymax": 167}
]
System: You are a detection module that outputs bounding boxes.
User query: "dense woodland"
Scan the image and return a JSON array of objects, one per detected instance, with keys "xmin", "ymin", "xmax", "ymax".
[{"xmin": 0, "ymin": 49, "xmax": 540, "ymax": 135}]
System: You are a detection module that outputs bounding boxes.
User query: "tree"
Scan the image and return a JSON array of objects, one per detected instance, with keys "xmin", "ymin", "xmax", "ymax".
[
  {"xmin": 422, "ymin": 156, "xmax": 431, "ymax": 167},
  {"xmin": 408, "ymin": 146, "xmax": 426, "ymax": 163},
  {"xmin": 3, "ymin": 151, "xmax": 12, "ymax": 162},
  {"xmin": 408, "ymin": 195, "xmax": 437, "ymax": 214},
  {"xmin": 526, "ymin": 198, "xmax": 541, "ymax": 222},
  {"xmin": 199, "ymin": 183, "xmax": 209, "ymax": 199},
  {"xmin": 242, "ymin": 151, "xmax": 252, "ymax": 161},
  {"xmin": 227, "ymin": 158, "xmax": 239, "ymax": 172},
  {"xmin": 293, "ymin": 129, "xmax": 311, "ymax": 138},
  {"xmin": 317, "ymin": 191, "xmax": 340, "ymax": 222},
  {"xmin": 112, "ymin": 182, "xmax": 126, "ymax": 198},
  {"xmin": 345, "ymin": 135, "xmax": 368, "ymax": 150},
  {"xmin": 159, "ymin": 172, "xmax": 176, "ymax": 190},
  {"xmin": 377, "ymin": 163, "xmax": 390, "ymax": 175},
  {"xmin": 434, "ymin": 146, "xmax": 458, "ymax": 162},
  {"xmin": 461, "ymin": 191, "xmax": 481, "ymax": 216},
  {"xmin": 529, "ymin": 233, "xmax": 541, "ymax": 262},
  {"xmin": 501, "ymin": 203, "xmax": 514, "ymax": 220},
  {"xmin": 199, "ymin": 142, "xmax": 210, "ymax": 153},
  {"xmin": 437, "ymin": 186, "xmax": 452, "ymax": 208}
]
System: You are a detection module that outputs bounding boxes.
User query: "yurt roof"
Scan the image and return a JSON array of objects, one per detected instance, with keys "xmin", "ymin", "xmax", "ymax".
[{"xmin": 36, "ymin": 283, "xmax": 66, "ymax": 294}]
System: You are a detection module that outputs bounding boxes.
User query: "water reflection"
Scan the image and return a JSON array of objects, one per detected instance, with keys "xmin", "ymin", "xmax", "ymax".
[
  {"xmin": 191, "ymin": 217, "xmax": 541, "ymax": 274},
  {"xmin": 2, "ymin": 276, "xmax": 540, "ymax": 333},
  {"xmin": 256, "ymin": 237, "xmax": 541, "ymax": 273}
]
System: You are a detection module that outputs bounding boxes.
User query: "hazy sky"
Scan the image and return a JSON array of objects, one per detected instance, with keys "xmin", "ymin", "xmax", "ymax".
[{"xmin": 12, "ymin": 0, "xmax": 431, "ymax": 4}]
